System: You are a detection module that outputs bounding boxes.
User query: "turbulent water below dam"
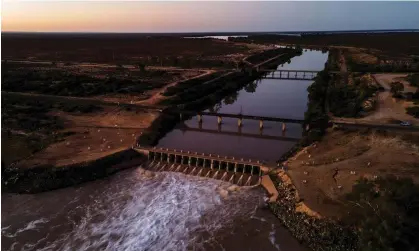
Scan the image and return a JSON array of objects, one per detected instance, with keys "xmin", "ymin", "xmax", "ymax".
[{"xmin": 1, "ymin": 165, "xmax": 307, "ymax": 251}]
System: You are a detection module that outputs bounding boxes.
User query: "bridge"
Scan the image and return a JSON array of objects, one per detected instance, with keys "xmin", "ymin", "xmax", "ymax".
[
  {"xmin": 172, "ymin": 110, "xmax": 307, "ymax": 132},
  {"xmin": 257, "ymin": 69, "xmax": 318, "ymax": 80},
  {"xmin": 179, "ymin": 124, "xmax": 301, "ymax": 142},
  {"xmin": 172, "ymin": 109, "xmax": 304, "ymax": 124}
]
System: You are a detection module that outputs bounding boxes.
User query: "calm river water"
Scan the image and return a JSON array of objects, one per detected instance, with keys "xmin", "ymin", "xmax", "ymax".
[
  {"xmin": 1, "ymin": 49, "xmax": 326, "ymax": 251},
  {"xmin": 158, "ymin": 49, "xmax": 328, "ymax": 162}
]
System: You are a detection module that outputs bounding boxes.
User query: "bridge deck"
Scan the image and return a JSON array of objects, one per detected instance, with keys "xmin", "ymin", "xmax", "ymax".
[
  {"xmin": 180, "ymin": 126, "xmax": 300, "ymax": 142},
  {"xmin": 262, "ymin": 77, "xmax": 315, "ymax": 81},
  {"xmin": 171, "ymin": 110, "xmax": 305, "ymax": 124},
  {"xmin": 257, "ymin": 69, "xmax": 320, "ymax": 73}
]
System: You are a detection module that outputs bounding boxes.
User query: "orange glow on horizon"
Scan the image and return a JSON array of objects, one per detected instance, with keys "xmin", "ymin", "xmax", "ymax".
[
  {"xmin": 2, "ymin": 1, "xmax": 235, "ymax": 32},
  {"xmin": 2, "ymin": 1, "xmax": 419, "ymax": 33}
]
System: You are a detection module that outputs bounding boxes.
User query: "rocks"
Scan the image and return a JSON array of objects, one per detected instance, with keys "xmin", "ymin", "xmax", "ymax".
[
  {"xmin": 268, "ymin": 175, "xmax": 358, "ymax": 251},
  {"xmin": 143, "ymin": 170, "xmax": 154, "ymax": 178},
  {"xmin": 227, "ymin": 185, "xmax": 239, "ymax": 192},
  {"xmin": 218, "ymin": 188, "xmax": 229, "ymax": 199}
]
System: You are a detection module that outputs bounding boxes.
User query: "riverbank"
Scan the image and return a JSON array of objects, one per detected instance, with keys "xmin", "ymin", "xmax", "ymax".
[
  {"xmin": 2, "ymin": 149, "xmax": 145, "ymax": 193},
  {"xmin": 271, "ymin": 127, "xmax": 419, "ymax": 251},
  {"xmin": 138, "ymin": 49, "xmax": 302, "ymax": 147},
  {"xmin": 268, "ymin": 171, "xmax": 358, "ymax": 251}
]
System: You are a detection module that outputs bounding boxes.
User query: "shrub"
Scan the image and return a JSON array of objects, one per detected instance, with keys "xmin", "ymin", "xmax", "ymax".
[
  {"xmin": 344, "ymin": 176, "xmax": 419, "ymax": 251},
  {"xmin": 406, "ymin": 106, "xmax": 419, "ymax": 118},
  {"xmin": 390, "ymin": 81, "xmax": 404, "ymax": 96}
]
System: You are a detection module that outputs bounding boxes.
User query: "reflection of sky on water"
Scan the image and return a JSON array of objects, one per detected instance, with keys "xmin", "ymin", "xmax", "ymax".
[{"xmin": 157, "ymin": 50, "xmax": 328, "ymax": 162}]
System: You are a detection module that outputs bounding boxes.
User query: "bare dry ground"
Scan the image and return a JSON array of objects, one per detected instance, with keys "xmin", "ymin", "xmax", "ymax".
[
  {"xmin": 14, "ymin": 107, "xmax": 158, "ymax": 168},
  {"xmin": 368, "ymin": 74, "xmax": 418, "ymax": 124},
  {"xmin": 285, "ymin": 129, "xmax": 419, "ymax": 219},
  {"xmin": 332, "ymin": 74, "xmax": 419, "ymax": 125}
]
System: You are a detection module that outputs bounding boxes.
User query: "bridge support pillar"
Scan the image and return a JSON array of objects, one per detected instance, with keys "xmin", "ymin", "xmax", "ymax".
[
  {"xmin": 188, "ymin": 157, "xmax": 192, "ymax": 166},
  {"xmin": 217, "ymin": 116, "xmax": 222, "ymax": 125},
  {"xmin": 210, "ymin": 160, "xmax": 214, "ymax": 170},
  {"xmin": 160, "ymin": 153, "xmax": 164, "ymax": 162},
  {"xmin": 167, "ymin": 154, "xmax": 171, "ymax": 163},
  {"xmin": 181, "ymin": 156, "xmax": 185, "ymax": 165},
  {"xmin": 251, "ymin": 165, "xmax": 255, "ymax": 175},
  {"xmin": 238, "ymin": 118, "xmax": 243, "ymax": 127},
  {"xmin": 259, "ymin": 120, "xmax": 264, "ymax": 130},
  {"xmin": 234, "ymin": 163, "xmax": 238, "ymax": 173},
  {"xmin": 282, "ymin": 123, "xmax": 286, "ymax": 132}
]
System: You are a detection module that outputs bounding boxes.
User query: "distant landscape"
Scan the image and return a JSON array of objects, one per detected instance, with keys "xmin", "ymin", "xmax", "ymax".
[{"xmin": 2, "ymin": 1, "xmax": 419, "ymax": 250}]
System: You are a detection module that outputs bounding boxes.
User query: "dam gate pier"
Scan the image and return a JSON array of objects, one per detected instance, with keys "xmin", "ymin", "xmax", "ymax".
[{"xmin": 135, "ymin": 146, "xmax": 266, "ymax": 186}]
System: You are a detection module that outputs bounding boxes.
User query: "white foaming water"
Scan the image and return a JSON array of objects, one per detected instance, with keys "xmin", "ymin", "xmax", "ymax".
[{"xmin": 2, "ymin": 167, "xmax": 264, "ymax": 251}]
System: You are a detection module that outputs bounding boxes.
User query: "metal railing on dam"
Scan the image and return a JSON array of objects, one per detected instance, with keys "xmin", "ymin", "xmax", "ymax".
[{"xmin": 134, "ymin": 146, "xmax": 265, "ymax": 186}]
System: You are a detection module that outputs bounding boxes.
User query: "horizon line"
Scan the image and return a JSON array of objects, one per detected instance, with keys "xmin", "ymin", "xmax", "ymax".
[{"xmin": 2, "ymin": 28, "xmax": 419, "ymax": 35}]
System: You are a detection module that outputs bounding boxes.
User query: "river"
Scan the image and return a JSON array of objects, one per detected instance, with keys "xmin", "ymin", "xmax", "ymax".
[
  {"xmin": 158, "ymin": 49, "xmax": 328, "ymax": 162},
  {"xmin": 1, "ymin": 49, "xmax": 327, "ymax": 251}
]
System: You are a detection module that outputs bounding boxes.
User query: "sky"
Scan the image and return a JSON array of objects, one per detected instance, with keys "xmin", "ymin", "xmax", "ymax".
[{"xmin": 2, "ymin": 1, "xmax": 419, "ymax": 33}]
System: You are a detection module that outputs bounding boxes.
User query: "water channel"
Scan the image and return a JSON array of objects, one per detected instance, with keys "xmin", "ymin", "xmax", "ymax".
[
  {"xmin": 158, "ymin": 49, "xmax": 328, "ymax": 162},
  {"xmin": 1, "ymin": 49, "xmax": 327, "ymax": 251}
]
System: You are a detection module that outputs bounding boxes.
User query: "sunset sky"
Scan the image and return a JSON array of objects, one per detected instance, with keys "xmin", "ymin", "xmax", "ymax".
[{"xmin": 2, "ymin": 1, "xmax": 419, "ymax": 33}]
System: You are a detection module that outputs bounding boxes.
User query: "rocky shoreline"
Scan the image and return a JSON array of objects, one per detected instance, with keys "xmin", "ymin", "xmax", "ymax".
[{"xmin": 268, "ymin": 172, "xmax": 358, "ymax": 251}]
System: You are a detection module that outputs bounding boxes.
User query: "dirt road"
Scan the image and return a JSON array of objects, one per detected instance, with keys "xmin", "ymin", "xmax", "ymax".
[
  {"xmin": 331, "ymin": 73, "xmax": 419, "ymax": 126},
  {"xmin": 139, "ymin": 69, "xmax": 216, "ymax": 105}
]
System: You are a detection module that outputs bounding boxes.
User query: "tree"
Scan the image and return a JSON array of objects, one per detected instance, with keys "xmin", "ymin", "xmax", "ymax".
[
  {"xmin": 344, "ymin": 176, "xmax": 419, "ymax": 251},
  {"xmin": 244, "ymin": 81, "xmax": 258, "ymax": 93},
  {"xmin": 172, "ymin": 57, "xmax": 179, "ymax": 66},
  {"xmin": 390, "ymin": 81, "xmax": 404, "ymax": 96},
  {"xmin": 137, "ymin": 62, "xmax": 146, "ymax": 72},
  {"xmin": 223, "ymin": 91, "xmax": 239, "ymax": 105},
  {"xmin": 236, "ymin": 61, "xmax": 246, "ymax": 72}
]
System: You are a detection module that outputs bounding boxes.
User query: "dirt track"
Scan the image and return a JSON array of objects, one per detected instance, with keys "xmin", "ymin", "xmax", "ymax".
[{"xmin": 331, "ymin": 73, "xmax": 419, "ymax": 126}]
